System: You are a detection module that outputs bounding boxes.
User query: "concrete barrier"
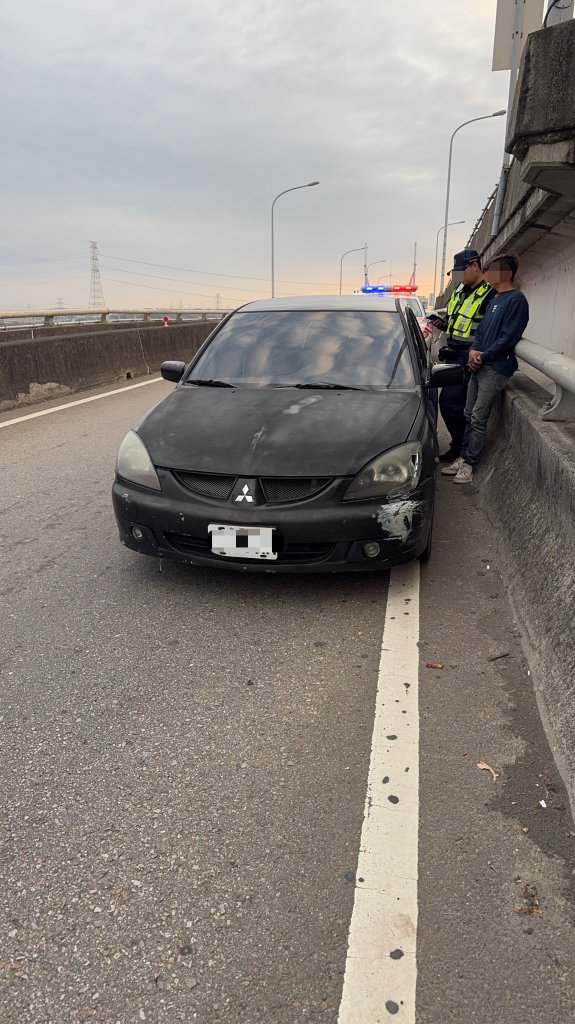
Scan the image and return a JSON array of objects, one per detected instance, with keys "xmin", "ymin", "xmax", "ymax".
[
  {"xmin": 0, "ymin": 321, "xmax": 165, "ymax": 343},
  {"xmin": 0, "ymin": 322, "xmax": 214, "ymax": 410},
  {"xmin": 477, "ymin": 374, "xmax": 575, "ymax": 808}
]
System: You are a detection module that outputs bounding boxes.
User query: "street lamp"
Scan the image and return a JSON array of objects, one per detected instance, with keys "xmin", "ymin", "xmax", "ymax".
[
  {"xmin": 439, "ymin": 111, "xmax": 506, "ymax": 296},
  {"xmin": 433, "ymin": 221, "xmax": 465, "ymax": 307},
  {"xmin": 339, "ymin": 246, "xmax": 365, "ymax": 294},
  {"xmin": 271, "ymin": 181, "xmax": 319, "ymax": 298},
  {"xmin": 366, "ymin": 260, "xmax": 386, "ymax": 283}
]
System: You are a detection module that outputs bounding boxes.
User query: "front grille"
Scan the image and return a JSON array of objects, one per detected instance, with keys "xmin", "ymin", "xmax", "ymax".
[
  {"xmin": 260, "ymin": 477, "xmax": 331, "ymax": 503},
  {"xmin": 174, "ymin": 472, "xmax": 236, "ymax": 500},
  {"xmin": 165, "ymin": 532, "xmax": 334, "ymax": 564}
]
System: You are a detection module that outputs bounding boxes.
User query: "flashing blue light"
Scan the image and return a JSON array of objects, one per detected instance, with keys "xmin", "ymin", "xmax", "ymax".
[{"xmin": 361, "ymin": 285, "xmax": 387, "ymax": 294}]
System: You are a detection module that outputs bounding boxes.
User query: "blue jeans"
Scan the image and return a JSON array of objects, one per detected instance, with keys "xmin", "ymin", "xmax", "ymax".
[{"xmin": 462, "ymin": 366, "xmax": 509, "ymax": 468}]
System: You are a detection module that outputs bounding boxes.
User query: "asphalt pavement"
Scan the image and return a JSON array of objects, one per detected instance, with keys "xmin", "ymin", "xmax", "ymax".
[{"xmin": 1, "ymin": 377, "xmax": 573, "ymax": 1023}]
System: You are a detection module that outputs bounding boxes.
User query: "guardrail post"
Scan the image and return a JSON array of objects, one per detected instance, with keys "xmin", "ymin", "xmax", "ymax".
[{"xmin": 540, "ymin": 385, "xmax": 575, "ymax": 422}]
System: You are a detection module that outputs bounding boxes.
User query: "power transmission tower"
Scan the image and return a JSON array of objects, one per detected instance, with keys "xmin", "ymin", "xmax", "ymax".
[
  {"xmin": 88, "ymin": 240, "xmax": 106, "ymax": 308},
  {"xmin": 215, "ymin": 292, "xmax": 221, "ymax": 310}
]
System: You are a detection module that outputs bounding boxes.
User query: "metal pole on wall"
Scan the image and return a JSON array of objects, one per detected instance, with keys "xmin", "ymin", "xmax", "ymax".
[{"xmin": 363, "ymin": 243, "xmax": 368, "ymax": 287}]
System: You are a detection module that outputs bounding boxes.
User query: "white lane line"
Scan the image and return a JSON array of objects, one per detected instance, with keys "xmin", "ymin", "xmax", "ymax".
[
  {"xmin": 0, "ymin": 377, "xmax": 165, "ymax": 430},
  {"xmin": 338, "ymin": 561, "xmax": 420, "ymax": 1024}
]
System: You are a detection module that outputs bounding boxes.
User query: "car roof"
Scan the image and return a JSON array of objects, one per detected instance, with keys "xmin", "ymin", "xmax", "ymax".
[{"xmin": 238, "ymin": 294, "xmax": 401, "ymax": 313}]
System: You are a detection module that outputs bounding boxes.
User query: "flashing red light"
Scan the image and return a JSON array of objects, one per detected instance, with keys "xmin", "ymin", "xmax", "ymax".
[{"xmin": 390, "ymin": 285, "xmax": 417, "ymax": 293}]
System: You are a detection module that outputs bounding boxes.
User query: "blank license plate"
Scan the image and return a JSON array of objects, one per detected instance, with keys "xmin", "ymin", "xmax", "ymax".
[{"xmin": 208, "ymin": 524, "xmax": 277, "ymax": 560}]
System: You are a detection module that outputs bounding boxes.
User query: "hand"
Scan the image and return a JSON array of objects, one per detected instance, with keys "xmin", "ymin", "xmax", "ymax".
[{"xmin": 468, "ymin": 349, "xmax": 482, "ymax": 372}]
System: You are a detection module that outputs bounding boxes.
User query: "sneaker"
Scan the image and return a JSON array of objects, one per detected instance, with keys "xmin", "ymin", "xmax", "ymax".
[
  {"xmin": 453, "ymin": 462, "xmax": 474, "ymax": 485},
  {"xmin": 440, "ymin": 457, "xmax": 463, "ymax": 476}
]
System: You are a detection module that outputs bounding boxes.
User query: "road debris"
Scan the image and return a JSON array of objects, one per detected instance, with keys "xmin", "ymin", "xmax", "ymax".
[
  {"xmin": 487, "ymin": 652, "xmax": 510, "ymax": 662},
  {"xmin": 515, "ymin": 882, "xmax": 543, "ymax": 915},
  {"xmin": 425, "ymin": 661, "xmax": 444, "ymax": 670},
  {"xmin": 539, "ymin": 799, "xmax": 547, "ymax": 808},
  {"xmin": 477, "ymin": 761, "xmax": 500, "ymax": 782}
]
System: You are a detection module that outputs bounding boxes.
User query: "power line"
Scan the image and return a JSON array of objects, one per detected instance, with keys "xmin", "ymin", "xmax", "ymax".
[
  {"xmin": 100, "ymin": 263, "xmax": 269, "ymax": 295},
  {"xmin": 101, "ymin": 277, "xmax": 237, "ymax": 302},
  {"xmin": 101, "ymin": 252, "xmax": 334, "ymax": 287},
  {"xmin": 0, "ymin": 254, "xmax": 86, "ymax": 266}
]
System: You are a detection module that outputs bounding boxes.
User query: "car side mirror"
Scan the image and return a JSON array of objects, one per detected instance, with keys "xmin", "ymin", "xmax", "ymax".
[
  {"xmin": 161, "ymin": 360, "xmax": 186, "ymax": 383},
  {"xmin": 428, "ymin": 363, "xmax": 465, "ymax": 388}
]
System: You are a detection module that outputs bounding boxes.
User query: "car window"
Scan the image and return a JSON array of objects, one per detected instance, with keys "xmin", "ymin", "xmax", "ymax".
[
  {"xmin": 404, "ymin": 308, "xmax": 428, "ymax": 374},
  {"xmin": 186, "ymin": 310, "xmax": 416, "ymax": 389},
  {"xmin": 406, "ymin": 297, "xmax": 423, "ymax": 316}
]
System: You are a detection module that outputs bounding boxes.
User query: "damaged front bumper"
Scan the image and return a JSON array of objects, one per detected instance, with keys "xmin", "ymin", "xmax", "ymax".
[{"xmin": 112, "ymin": 473, "xmax": 434, "ymax": 574}]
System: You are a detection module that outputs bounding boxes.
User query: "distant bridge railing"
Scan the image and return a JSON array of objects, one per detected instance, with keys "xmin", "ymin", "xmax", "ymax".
[
  {"xmin": 0, "ymin": 307, "xmax": 232, "ymax": 329},
  {"xmin": 516, "ymin": 338, "xmax": 575, "ymax": 422}
]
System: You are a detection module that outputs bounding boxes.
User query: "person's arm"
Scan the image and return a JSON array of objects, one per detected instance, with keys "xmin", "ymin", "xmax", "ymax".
[{"xmin": 480, "ymin": 294, "xmax": 529, "ymax": 364}]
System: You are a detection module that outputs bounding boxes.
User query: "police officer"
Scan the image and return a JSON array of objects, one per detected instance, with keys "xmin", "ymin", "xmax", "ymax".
[{"xmin": 437, "ymin": 249, "xmax": 492, "ymax": 461}]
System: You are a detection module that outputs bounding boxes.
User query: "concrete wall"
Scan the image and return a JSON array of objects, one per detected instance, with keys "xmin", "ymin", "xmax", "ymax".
[
  {"xmin": 479, "ymin": 376, "xmax": 575, "ymax": 810},
  {"xmin": 518, "ymin": 236, "xmax": 575, "ymax": 356},
  {"xmin": 0, "ymin": 321, "xmax": 214, "ymax": 410},
  {"xmin": 459, "ymin": 20, "xmax": 575, "ymax": 373}
]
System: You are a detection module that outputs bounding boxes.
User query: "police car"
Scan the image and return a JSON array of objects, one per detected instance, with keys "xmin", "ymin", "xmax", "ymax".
[{"xmin": 360, "ymin": 284, "xmax": 432, "ymax": 341}]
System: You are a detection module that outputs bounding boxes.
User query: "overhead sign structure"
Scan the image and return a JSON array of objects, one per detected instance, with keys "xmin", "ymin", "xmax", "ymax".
[{"xmin": 492, "ymin": 0, "xmax": 545, "ymax": 71}]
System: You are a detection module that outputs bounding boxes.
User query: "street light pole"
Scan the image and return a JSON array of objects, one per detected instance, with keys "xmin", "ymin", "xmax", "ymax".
[
  {"xmin": 339, "ymin": 246, "xmax": 365, "ymax": 294},
  {"xmin": 439, "ymin": 111, "xmax": 506, "ymax": 297},
  {"xmin": 271, "ymin": 181, "xmax": 319, "ymax": 298},
  {"xmin": 433, "ymin": 220, "xmax": 465, "ymax": 307},
  {"xmin": 366, "ymin": 260, "xmax": 386, "ymax": 284}
]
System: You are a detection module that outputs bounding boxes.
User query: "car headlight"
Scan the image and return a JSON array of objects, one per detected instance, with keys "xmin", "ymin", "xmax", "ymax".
[
  {"xmin": 343, "ymin": 442, "xmax": 422, "ymax": 501},
  {"xmin": 116, "ymin": 430, "xmax": 161, "ymax": 491}
]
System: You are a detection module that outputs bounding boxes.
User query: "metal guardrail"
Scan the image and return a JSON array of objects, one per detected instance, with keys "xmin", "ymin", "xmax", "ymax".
[
  {"xmin": 516, "ymin": 338, "xmax": 575, "ymax": 421},
  {"xmin": 0, "ymin": 307, "xmax": 231, "ymax": 328}
]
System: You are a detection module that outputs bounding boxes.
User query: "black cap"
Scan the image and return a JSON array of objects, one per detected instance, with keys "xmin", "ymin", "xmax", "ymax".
[{"xmin": 447, "ymin": 248, "xmax": 481, "ymax": 275}]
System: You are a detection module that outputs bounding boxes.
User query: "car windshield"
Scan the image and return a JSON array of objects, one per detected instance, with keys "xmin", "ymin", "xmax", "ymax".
[{"xmin": 185, "ymin": 310, "xmax": 416, "ymax": 389}]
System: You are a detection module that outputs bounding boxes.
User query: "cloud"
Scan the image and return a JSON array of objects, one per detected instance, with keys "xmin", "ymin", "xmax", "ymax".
[{"xmin": 0, "ymin": 0, "xmax": 509, "ymax": 308}]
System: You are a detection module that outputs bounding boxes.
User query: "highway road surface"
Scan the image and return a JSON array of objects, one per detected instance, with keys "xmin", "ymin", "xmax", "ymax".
[{"xmin": 1, "ymin": 376, "xmax": 574, "ymax": 1024}]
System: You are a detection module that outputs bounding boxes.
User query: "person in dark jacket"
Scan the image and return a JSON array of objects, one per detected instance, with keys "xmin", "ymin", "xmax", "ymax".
[{"xmin": 441, "ymin": 254, "xmax": 529, "ymax": 485}]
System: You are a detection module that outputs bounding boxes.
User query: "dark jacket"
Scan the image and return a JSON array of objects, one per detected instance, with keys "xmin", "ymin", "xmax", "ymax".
[{"xmin": 473, "ymin": 289, "xmax": 529, "ymax": 377}]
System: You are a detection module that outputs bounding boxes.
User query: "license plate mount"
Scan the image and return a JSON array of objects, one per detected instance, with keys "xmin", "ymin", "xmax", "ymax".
[{"xmin": 208, "ymin": 524, "xmax": 277, "ymax": 560}]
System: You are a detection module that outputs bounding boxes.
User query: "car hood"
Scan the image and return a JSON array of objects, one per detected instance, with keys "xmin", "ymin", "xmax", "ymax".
[{"xmin": 136, "ymin": 386, "xmax": 421, "ymax": 477}]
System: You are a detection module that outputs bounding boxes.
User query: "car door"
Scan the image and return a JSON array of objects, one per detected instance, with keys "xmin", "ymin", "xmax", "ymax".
[{"xmin": 403, "ymin": 306, "xmax": 438, "ymax": 433}]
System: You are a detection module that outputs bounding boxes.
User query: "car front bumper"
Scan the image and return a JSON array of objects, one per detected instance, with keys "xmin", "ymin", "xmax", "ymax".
[{"xmin": 112, "ymin": 472, "xmax": 434, "ymax": 574}]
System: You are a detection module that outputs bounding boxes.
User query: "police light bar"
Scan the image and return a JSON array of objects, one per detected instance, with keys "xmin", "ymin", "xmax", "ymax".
[{"xmin": 361, "ymin": 284, "xmax": 418, "ymax": 294}]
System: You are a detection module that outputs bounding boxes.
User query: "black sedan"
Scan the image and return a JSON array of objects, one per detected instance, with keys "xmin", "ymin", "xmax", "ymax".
[{"xmin": 112, "ymin": 295, "xmax": 462, "ymax": 572}]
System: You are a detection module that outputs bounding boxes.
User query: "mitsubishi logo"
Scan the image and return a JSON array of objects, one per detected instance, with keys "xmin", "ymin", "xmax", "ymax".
[{"xmin": 235, "ymin": 484, "xmax": 254, "ymax": 503}]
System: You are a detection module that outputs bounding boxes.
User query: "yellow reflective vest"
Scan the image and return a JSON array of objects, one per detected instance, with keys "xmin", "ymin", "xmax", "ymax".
[{"xmin": 446, "ymin": 281, "xmax": 492, "ymax": 343}]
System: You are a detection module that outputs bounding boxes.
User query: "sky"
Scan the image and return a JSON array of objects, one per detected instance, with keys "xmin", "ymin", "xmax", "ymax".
[{"xmin": 0, "ymin": 0, "xmax": 513, "ymax": 311}]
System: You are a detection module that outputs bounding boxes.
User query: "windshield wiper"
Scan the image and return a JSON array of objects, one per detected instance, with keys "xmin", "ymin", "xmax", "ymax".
[
  {"xmin": 187, "ymin": 378, "xmax": 237, "ymax": 388},
  {"xmin": 292, "ymin": 381, "xmax": 363, "ymax": 390}
]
